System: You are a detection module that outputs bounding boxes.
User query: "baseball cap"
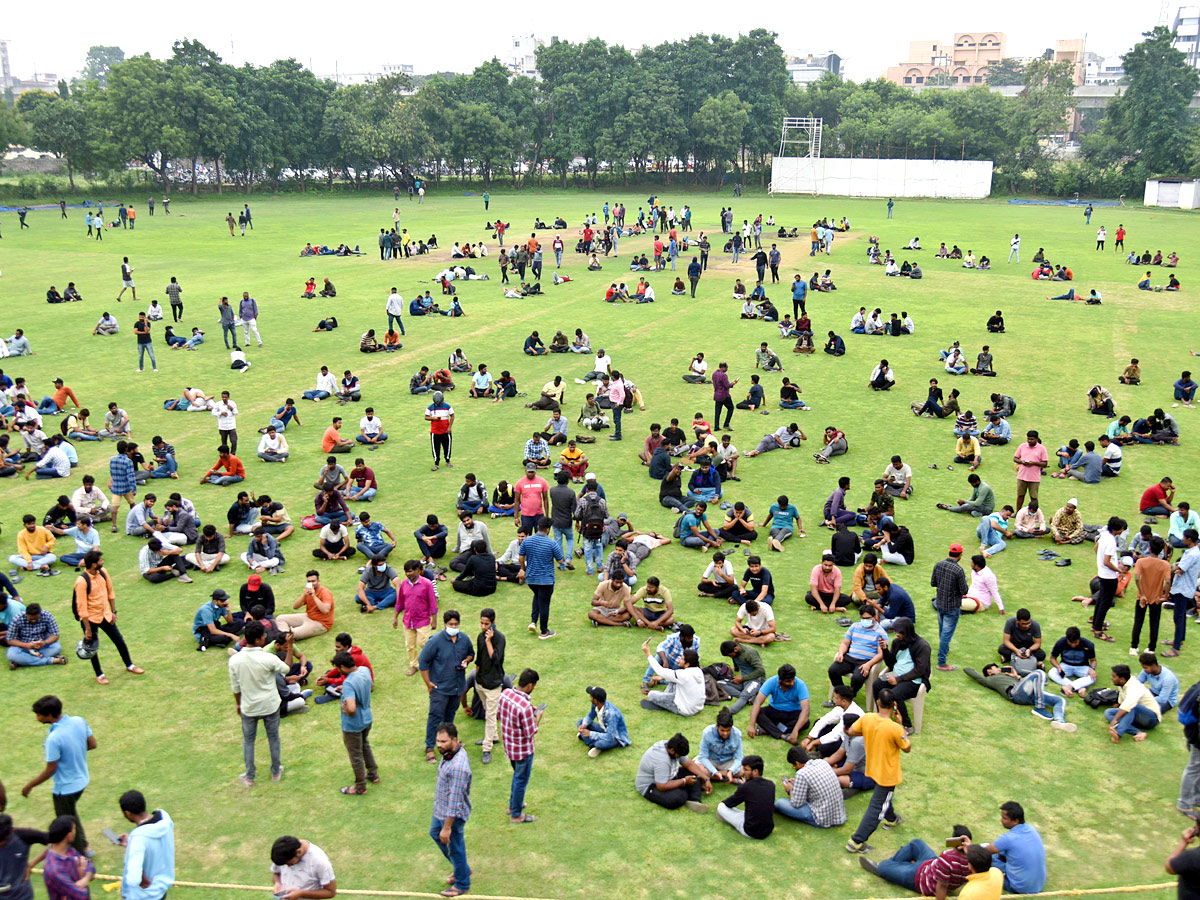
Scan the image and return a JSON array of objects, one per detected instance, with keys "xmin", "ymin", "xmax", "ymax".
[
  {"xmin": 586, "ymin": 686, "xmax": 607, "ymax": 702},
  {"xmin": 53, "ymin": 378, "xmax": 64, "ymax": 385},
  {"xmin": 525, "ymin": 462, "xmax": 537, "ymax": 472},
  {"xmin": 211, "ymin": 588, "xmax": 230, "ymax": 600},
  {"xmin": 617, "ymin": 513, "xmax": 629, "ymax": 521},
  {"xmin": 585, "ymin": 472, "xmax": 597, "ymax": 481},
  {"xmin": 821, "ymin": 550, "xmax": 834, "ymax": 559},
  {"xmin": 948, "ymin": 543, "xmax": 964, "ymax": 554},
  {"xmin": 247, "ymin": 574, "xmax": 262, "ymax": 590}
]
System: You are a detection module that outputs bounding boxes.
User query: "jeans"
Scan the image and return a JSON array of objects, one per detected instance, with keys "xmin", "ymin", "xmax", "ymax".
[
  {"xmin": 1180, "ymin": 745, "xmax": 1200, "ymax": 812},
  {"xmin": 207, "ymin": 474, "xmax": 244, "ymax": 486},
  {"xmin": 612, "ymin": 403, "xmax": 623, "ymax": 438},
  {"xmin": 577, "ymin": 720, "xmax": 621, "ymax": 750},
  {"xmin": 37, "ymin": 398, "xmax": 62, "ymax": 414},
  {"xmin": 222, "ymin": 324, "xmax": 239, "ymax": 348},
  {"xmin": 1048, "ymin": 663, "xmax": 1095, "ymax": 692},
  {"xmin": 357, "ymin": 587, "xmax": 397, "ymax": 610},
  {"xmin": 1172, "ymin": 593, "xmax": 1190, "ymax": 650},
  {"xmin": 1009, "ymin": 670, "xmax": 1064, "ymax": 721},
  {"xmin": 553, "ymin": 526, "xmax": 575, "ymax": 565},
  {"xmin": 508, "ymin": 753, "xmax": 533, "ymax": 817},
  {"xmin": 936, "ymin": 607, "xmax": 960, "ymax": 666},
  {"xmin": 425, "ymin": 691, "xmax": 459, "ymax": 749},
  {"xmin": 1131, "ymin": 602, "xmax": 1164, "ymax": 651},
  {"xmin": 774, "ymin": 799, "xmax": 820, "ymax": 824},
  {"xmin": 7, "ymin": 640, "xmax": 63, "ymax": 666},
  {"xmin": 241, "ymin": 710, "xmax": 282, "ymax": 780},
  {"xmin": 429, "ymin": 816, "xmax": 469, "ymax": 891},
  {"xmin": 876, "ymin": 838, "xmax": 936, "ymax": 890},
  {"xmin": 9, "ymin": 552, "xmax": 57, "ymax": 570},
  {"xmin": 137, "ymin": 342, "xmax": 157, "ymax": 370},
  {"xmin": 150, "ymin": 455, "xmax": 178, "ymax": 478},
  {"xmin": 35, "ymin": 466, "xmax": 64, "ymax": 479},
  {"xmin": 1105, "ymin": 704, "xmax": 1160, "ymax": 735},
  {"xmin": 851, "ymin": 783, "xmax": 898, "ymax": 844},
  {"xmin": 349, "ymin": 487, "xmax": 377, "ymax": 502},
  {"xmin": 356, "ymin": 433, "xmax": 389, "ymax": 444},
  {"xmin": 302, "ymin": 390, "xmax": 331, "ymax": 401},
  {"xmin": 582, "ymin": 537, "xmax": 604, "ymax": 574},
  {"xmin": 1177, "ymin": 386, "xmax": 1197, "ymax": 402},
  {"xmin": 387, "ymin": 313, "xmax": 406, "ymax": 336},
  {"xmin": 976, "ymin": 518, "xmax": 1007, "ymax": 556},
  {"xmin": 555, "ymin": 249, "xmax": 563, "ymax": 267}
]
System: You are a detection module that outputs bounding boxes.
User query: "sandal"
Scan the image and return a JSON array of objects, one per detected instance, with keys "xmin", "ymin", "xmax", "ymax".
[
  {"xmin": 509, "ymin": 814, "xmax": 538, "ymax": 824},
  {"xmin": 441, "ymin": 889, "xmax": 468, "ymax": 898},
  {"xmin": 1094, "ymin": 632, "xmax": 1114, "ymax": 642},
  {"xmin": 340, "ymin": 785, "xmax": 367, "ymax": 795},
  {"xmin": 96, "ymin": 675, "xmax": 109, "ymax": 685},
  {"xmin": 426, "ymin": 749, "xmax": 438, "ymax": 763}
]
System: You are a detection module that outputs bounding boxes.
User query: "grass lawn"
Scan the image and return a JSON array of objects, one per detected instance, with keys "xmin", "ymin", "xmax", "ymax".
[{"xmin": 0, "ymin": 186, "xmax": 1195, "ymax": 900}]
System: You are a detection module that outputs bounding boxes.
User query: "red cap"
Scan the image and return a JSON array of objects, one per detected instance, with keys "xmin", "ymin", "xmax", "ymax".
[
  {"xmin": 247, "ymin": 574, "xmax": 262, "ymax": 590},
  {"xmin": 948, "ymin": 543, "xmax": 964, "ymax": 554}
]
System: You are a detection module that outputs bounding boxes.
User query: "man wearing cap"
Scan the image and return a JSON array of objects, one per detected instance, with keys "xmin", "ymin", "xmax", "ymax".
[
  {"xmin": 38, "ymin": 378, "xmax": 80, "ymax": 416},
  {"xmin": 239, "ymin": 574, "xmax": 275, "ymax": 619},
  {"xmin": 425, "ymin": 392, "xmax": 455, "ymax": 471},
  {"xmin": 1050, "ymin": 500, "xmax": 1084, "ymax": 545},
  {"xmin": 194, "ymin": 590, "xmax": 243, "ymax": 650},
  {"xmin": 931, "ymin": 544, "xmax": 969, "ymax": 671},
  {"xmin": 514, "ymin": 464, "xmax": 551, "ymax": 534},
  {"xmin": 577, "ymin": 686, "xmax": 630, "ymax": 757}
]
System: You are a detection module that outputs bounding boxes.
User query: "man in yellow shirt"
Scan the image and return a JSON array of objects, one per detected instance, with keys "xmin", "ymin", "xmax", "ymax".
[
  {"xmin": 560, "ymin": 440, "xmax": 589, "ymax": 482},
  {"xmin": 10, "ymin": 515, "xmax": 58, "ymax": 574},
  {"xmin": 959, "ymin": 846, "xmax": 1004, "ymax": 900},
  {"xmin": 845, "ymin": 689, "xmax": 911, "ymax": 853}
]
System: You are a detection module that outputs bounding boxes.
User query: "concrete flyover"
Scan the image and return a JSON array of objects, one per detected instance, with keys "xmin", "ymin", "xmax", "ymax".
[{"xmin": 910, "ymin": 83, "xmax": 1200, "ymax": 110}]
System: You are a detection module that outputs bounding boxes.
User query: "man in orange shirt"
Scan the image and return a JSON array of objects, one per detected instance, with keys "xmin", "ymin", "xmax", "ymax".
[
  {"xmin": 277, "ymin": 570, "xmax": 334, "ymax": 640},
  {"xmin": 322, "ymin": 417, "xmax": 354, "ymax": 454},
  {"xmin": 845, "ymin": 688, "xmax": 911, "ymax": 853},
  {"xmin": 201, "ymin": 447, "xmax": 245, "ymax": 486},
  {"xmin": 37, "ymin": 378, "xmax": 80, "ymax": 416},
  {"xmin": 74, "ymin": 549, "xmax": 144, "ymax": 684}
]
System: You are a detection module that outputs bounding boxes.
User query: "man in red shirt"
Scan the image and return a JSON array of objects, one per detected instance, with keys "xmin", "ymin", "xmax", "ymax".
[
  {"xmin": 497, "ymin": 668, "xmax": 543, "ymax": 823},
  {"xmin": 1140, "ymin": 477, "xmax": 1176, "ymax": 518},
  {"xmin": 316, "ymin": 632, "xmax": 375, "ymax": 703},
  {"xmin": 1115, "ymin": 225, "xmax": 1126, "ymax": 251},
  {"xmin": 201, "ymin": 447, "xmax": 245, "ymax": 486},
  {"xmin": 425, "ymin": 392, "xmax": 455, "ymax": 471},
  {"xmin": 861, "ymin": 825, "xmax": 974, "ymax": 894},
  {"xmin": 514, "ymin": 464, "xmax": 550, "ymax": 533}
]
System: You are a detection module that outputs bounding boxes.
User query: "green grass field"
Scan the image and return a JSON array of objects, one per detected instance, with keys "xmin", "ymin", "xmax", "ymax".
[{"xmin": 0, "ymin": 187, "xmax": 1196, "ymax": 900}]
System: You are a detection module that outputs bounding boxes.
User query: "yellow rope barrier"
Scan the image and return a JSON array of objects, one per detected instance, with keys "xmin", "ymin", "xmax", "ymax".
[{"xmin": 39, "ymin": 870, "xmax": 1178, "ymax": 900}]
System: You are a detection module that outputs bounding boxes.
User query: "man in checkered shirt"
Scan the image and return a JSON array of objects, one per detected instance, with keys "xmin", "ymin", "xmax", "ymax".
[
  {"xmin": 642, "ymin": 625, "xmax": 701, "ymax": 690},
  {"xmin": 497, "ymin": 668, "xmax": 543, "ymax": 824},
  {"xmin": 108, "ymin": 442, "xmax": 138, "ymax": 535},
  {"xmin": 930, "ymin": 543, "xmax": 969, "ymax": 671},
  {"xmin": 432, "ymin": 722, "xmax": 472, "ymax": 898},
  {"xmin": 5, "ymin": 603, "xmax": 66, "ymax": 667},
  {"xmin": 776, "ymin": 745, "xmax": 846, "ymax": 827}
]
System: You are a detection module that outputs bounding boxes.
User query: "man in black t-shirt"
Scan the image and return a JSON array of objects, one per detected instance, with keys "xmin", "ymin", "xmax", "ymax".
[
  {"xmin": 830, "ymin": 522, "xmax": 862, "ymax": 567},
  {"xmin": 452, "ymin": 541, "xmax": 497, "ymax": 597},
  {"xmin": 716, "ymin": 755, "xmax": 775, "ymax": 839},
  {"xmin": 1167, "ymin": 824, "xmax": 1200, "ymax": 900}
]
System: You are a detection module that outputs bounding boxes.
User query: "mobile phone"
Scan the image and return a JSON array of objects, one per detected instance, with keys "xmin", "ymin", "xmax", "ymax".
[
  {"xmin": 102, "ymin": 828, "xmax": 122, "ymax": 846},
  {"xmin": 945, "ymin": 836, "xmax": 965, "ymax": 848}
]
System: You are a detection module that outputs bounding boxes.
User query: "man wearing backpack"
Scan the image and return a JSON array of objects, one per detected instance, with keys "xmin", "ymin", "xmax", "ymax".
[
  {"xmin": 74, "ymin": 550, "xmax": 144, "ymax": 685},
  {"xmin": 576, "ymin": 484, "xmax": 609, "ymax": 577}
]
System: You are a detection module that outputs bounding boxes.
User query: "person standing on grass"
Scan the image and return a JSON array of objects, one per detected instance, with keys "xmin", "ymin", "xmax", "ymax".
[
  {"xmin": 1008, "ymin": 234, "xmax": 1020, "ymax": 263},
  {"xmin": 520, "ymin": 520, "xmax": 563, "ymax": 640},
  {"xmin": 165, "ymin": 278, "xmax": 184, "ymax": 323},
  {"xmin": 22, "ymin": 695, "xmax": 95, "ymax": 854},
  {"xmin": 75, "ymin": 551, "xmax": 143, "ymax": 685},
  {"xmin": 228, "ymin": 621, "xmax": 289, "ymax": 786},
  {"xmin": 712, "ymin": 362, "xmax": 738, "ymax": 432},
  {"xmin": 239, "ymin": 292, "xmax": 262, "ymax": 348},
  {"xmin": 133, "ymin": 312, "xmax": 156, "ymax": 373},
  {"xmin": 1166, "ymin": 529, "xmax": 1200, "ymax": 659},
  {"xmin": 117, "ymin": 257, "xmax": 137, "ymax": 303},
  {"xmin": 472, "ymin": 608, "xmax": 506, "ymax": 765},
  {"xmin": 386, "ymin": 288, "xmax": 406, "ymax": 336},
  {"xmin": 419, "ymin": 611, "xmax": 475, "ymax": 764},
  {"xmin": 844, "ymin": 688, "xmax": 910, "ymax": 853},
  {"xmin": 431, "ymin": 723, "xmax": 472, "ymax": 899},
  {"xmin": 1013, "ymin": 431, "xmax": 1048, "ymax": 511},
  {"xmin": 334, "ymin": 650, "xmax": 378, "ymax": 795},
  {"xmin": 218, "ymin": 297, "xmax": 238, "ymax": 350},
  {"xmin": 117, "ymin": 789, "xmax": 175, "ymax": 900},
  {"xmin": 931, "ymin": 543, "xmax": 968, "ymax": 671},
  {"xmin": 395, "ymin": 560, "xmax": 439, "ymax": 676},
  {"xmin": 1092, "ymin": 517, "xmax": 1126, "ymax": 643},
  {"xmin": 498, "ymin": 668, "xmax": 542, "ymax": 824},
  {"xmin": 426, "ymin": 392, "xmax": 455, "ymax": 472}
]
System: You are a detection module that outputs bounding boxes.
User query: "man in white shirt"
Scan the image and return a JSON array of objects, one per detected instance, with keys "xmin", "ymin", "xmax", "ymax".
[
  {"xmin": 385, "ymin": 288, "xmax": 406, "ymax": 336},
  {"xmin": 93, "ymin": 313, "xmax": 119, "ymax": 335},
  {"xmin": 72, "ymin": 476, "xmax": 112, "ymax": 522},
  {"xmin": 212, "ymin": 391, "xmax": 239, "ymax": 454},
  {"xmin": 470, "ymin": 366, "xmax": 494, "ymax": 399},
  {"xmin": 1092, "ymin": 517, "xmax": 1126, "ymax": 641},
  {"xmin": 684, "ymin": 353, "xmax": 709, "ymax": 384},
  {"xmin": 640, "ymin": 639, "xmax": 704, "ymax": 716},
  {"xmin": 577, "ymin": 349, "xmax": 612, "ymax": 384},
  {"xmin": 803, "ymin": 684, "xmax": 864, "ymax": 756},
  {"xmin": 270, "ymin": 837, "xmax": 336, "ymax": 898},
  {"xmin": 1008, "ymin": 233, "xmax": 1020, "ymax": 263},
  {"xmin": 732, "ymin": 598, "xmax": 777, "ymax": 645},
  {"xmin": 257, "ymin": 427, "xmax": 289, "ymax": 463},
  {"xmin": 303, "ymin": 367, "xmax": 337, "ymax": 402},
  {"xmin": 1099, "ymin": 435, "xmax": 1122, "ymax": 477},
  {"xmin": 357, "ymin": 408, "xmax": 387, "ymax": 446},
  {"xmin": 883, "ymin": 455, "xmax": 913, "ymax": 499},
  {"xmin": 29, "ymin": 441, "xmax": 71, "ymax": 480}
]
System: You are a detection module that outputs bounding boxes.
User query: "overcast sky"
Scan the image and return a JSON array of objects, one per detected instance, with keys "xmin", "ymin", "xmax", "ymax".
[{"xmin": 2, "ymin": 0, "xmax": 1160, "ymax": 84}]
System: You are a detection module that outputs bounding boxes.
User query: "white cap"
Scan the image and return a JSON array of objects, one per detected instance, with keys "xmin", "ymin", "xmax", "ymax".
[{"xmin": 1068, "ymin": 498, "xmax": 1078, "ymax": 506}]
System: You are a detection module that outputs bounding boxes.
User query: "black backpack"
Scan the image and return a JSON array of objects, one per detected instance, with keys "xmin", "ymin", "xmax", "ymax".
[
  {"xmin": 1084, "ymin": 688, "xmax": 1119, "ymax": 709},
  {"xmin": 71, "ymin": 572, "xmax": 91, "ymax": 621},
  {"xmin": 579, "ymin": 498, "xmax": 606, "ymax": 539}
]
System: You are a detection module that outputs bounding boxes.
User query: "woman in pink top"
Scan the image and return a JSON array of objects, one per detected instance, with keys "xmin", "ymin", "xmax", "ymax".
[
  {"xmin": 962, "ymin": 553, "xmax": 1004, "ymax": 613},
  {"xmin": 394, "ymin": 559, "xmax": 439, "ymax": 675},
  {"xmin": 1013, "ymin": 430, "xmax": 1049, "ymax": 510}
]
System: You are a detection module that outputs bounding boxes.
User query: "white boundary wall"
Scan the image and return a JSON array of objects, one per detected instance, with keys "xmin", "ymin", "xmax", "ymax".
[
  {"xmin": 771, "ymin": 157, "xmax": 993, "ymax": 199},
  {"xmin": 1144, "ymin": 179, "xmax": 1200, "ymax": 209}
]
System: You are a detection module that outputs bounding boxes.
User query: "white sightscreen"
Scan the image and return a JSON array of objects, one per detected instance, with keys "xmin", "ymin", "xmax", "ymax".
[{"xmin": 771, "ymin": 157, "xmax": 994, "ymax": 199}]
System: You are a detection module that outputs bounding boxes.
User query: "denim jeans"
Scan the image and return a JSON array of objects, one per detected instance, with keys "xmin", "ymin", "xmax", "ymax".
[
  {"xmin": 7, "ymin": 641, "xmax": 63, "ymax": 666},
  {"xmin": 302, "ymin": 390, "xmax": 331, "ymax": 401},
  {"xmin": 387, "ymin": 313, "xmax": 406, "ymax": 336},
  {"xmin": 582, "ymin": 537, "xmax": 604, "ymax": 575},
  {"xmin": 314, "ymin": 511, "xmax": 348, "ymax": 526},
  {"xmin": 37, "ymin": 398, "xmax": 61, "ymax": 414},
  {"xmin": 426, "ymin": 691, "xmax": 459, "ymax": 749},
  {"xmin": 508, "ymin": 753, "xmax": 533, "ymax": 817},
  {"xmin": 349, "ymin": 487, "xmax": 377, "ymax": 502},
  {"xmin": 577, "ymin": 721, "xmax": 621, "ymax": 750},
  {"xmin": 936, "ymin": 607, "xmax": 960, "ymax": 666},
  {"xmin": 1048, "ymin": 663, "xmax": 1095, "ymax": 692},
  {"xmin": 137, "ymin": 342, "xmax": 157, "ymax": 370},
  {"xmin": 151, "ymin": 455, "xmax": 178, "ymax": 478},
  {"xmin": 429, "ymin": 816, "xmax": 469, "ymax": 890},
  {"xmin": 1105, "ymin": 704, "xmax": 1160, "ymax": 735},
  {"xmin": 553, "ymin": 526, "xmax": 575, "ymax": 565},
  {"xmin": 241, "ymin": 710, "xmax": 282, "ymax": 780},
  {"xmin": 876, "ymin": 838, "xmax": 936, "ymax": 889},
  {"xmin": 774, "ymin": 799, "xmax": 820, "ymax": 825},
  {"xmin": 208, "ymin": 474, "xmax": 244, "ymax": 485},
  {"xmin": 976, "ymin": 518, "xmax": 1007, "ymax": 555},
  {"xmin": 357, "ymin": 587, "xmax": 397, "ymax": 610},
  {"xmin": 1009, "ymin": 670, "xmax": 1064, "ymax": 721},
  {"xmin": 613, "ymin": 403, "xmax": 623, "ymax": 438}
]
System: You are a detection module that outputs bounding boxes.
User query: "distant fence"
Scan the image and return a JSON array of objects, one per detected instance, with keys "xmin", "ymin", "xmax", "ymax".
[{"xmin": 771, "ymin": 157, "xmax": 993, "ymax": 199}]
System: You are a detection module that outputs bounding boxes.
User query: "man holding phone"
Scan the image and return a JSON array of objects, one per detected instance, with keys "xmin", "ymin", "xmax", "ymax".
[{"xmin": 859, "ymin": 824, "xmax": 973, "ymax": 894}]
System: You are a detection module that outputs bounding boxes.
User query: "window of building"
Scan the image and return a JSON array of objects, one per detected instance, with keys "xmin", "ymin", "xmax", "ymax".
[
  {"xmin": 974, "ymin": 76, "xmax": 983, "ymax": 83},
  {"xmin": 915, "ymin": 76, "xmax": 924, "ymax": 84},
  {"xmin": 903, "ymin": 76, "xmax": 912, "ymax": 83}
]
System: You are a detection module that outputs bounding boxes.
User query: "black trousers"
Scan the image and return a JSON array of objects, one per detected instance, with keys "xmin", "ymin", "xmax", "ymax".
[
  {"xmin": 452, "ymin": 577, "xmax": 495, "ymax": 596},
  {"xmin": 143, "ymin": 555, "xmax": 189, "ymax": 583},
  {"xmin": 1092, "ymin": 576, "xmax": 1118, "ymax": 633},
  {"xmin": 998, "ymin": 645, "xmax": 1046, "ymax": 663},
  {"xmin": 53, "ymin": 789, "xmax": 88, "ymax": 851},
  {"xmin": 82, "ymin": 618, "xmax": 133, "ymax": 676},
  {"xmin": 872, "ymin": 678, "xmax": 922, "ymax": 727},
  {"xmin": 715, "ymin": 397, "xmax": 734, "ymax": 429},
  {"xmin": 828, "ymin": 657, "xmax": 872, "ymax": 695},
  {"xmin": 1131, "ymin": 602, "xmax": 1163, "ymax": 651},
  {"xmin": 529, "ymin": 583, "xmax": 554, "ymax": 634},
  {"xmin": 643, "ymin": 778, "xmax": 703, "ymax": 809},
  {"xmin": 698, "ymin": 580, "xmax": 737, "ymax": 599},
  {"xmin": 757, "ymin": 705, "xmax": 802, "ymax": 739},
  {"xmin": 431, "ymin": 432, "xmax": 452, "ymax": 464}
]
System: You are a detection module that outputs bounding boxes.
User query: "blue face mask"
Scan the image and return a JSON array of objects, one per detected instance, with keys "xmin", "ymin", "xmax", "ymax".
[{"xmin": 445, "ymin": 627, "xmax": 460, "ymax": 637}]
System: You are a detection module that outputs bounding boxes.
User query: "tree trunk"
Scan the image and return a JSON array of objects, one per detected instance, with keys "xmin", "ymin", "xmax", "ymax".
[
  {"xmin": 66, "ymin": 158, "xmax": 75, "ymax": 190},
  {"xmin": 216, "ymin": 157, "xmax": 223, "ymax": 194},
  {"xmin": 191, "ymin": 155, "xmax": 198, "ymax": 195},
  {"xmin": 299, "ymin": 169, "xmax": 307, "ymax": 192}
]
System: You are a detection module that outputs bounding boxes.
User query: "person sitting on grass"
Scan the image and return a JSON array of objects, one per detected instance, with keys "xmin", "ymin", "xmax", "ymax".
[
  {"xmin": 640, "ymin": 638, "xmax": 705, "ymax": 716},
  {"xmin": 588, "ymin": 573, "xmax": 632, "ymax": 627},
  {"xmin": 987, "ymin": 310, "xmax": 1005, "ymax": 333},
  {"xmin": 523, "ymin": 331, "xmax": 548, "ymax": 356},
  {"xmin": 805, "ymin": 551, "xmax": 849, "ymax": 613},
  {"xmin": 627, "ymin": 577, "xmax": 675, "ymax": 631},
  {"xmin": 748, "ymin": 663, "xmax": 810, "ymax": 742},
  {"xmin": 576, "ymin": 685, "xmax": 631, "ymax": 758},
  {"xmin": 731, "ymin": 597, "xmax": 782, "ymax": 645},
  {"xmin": 1104, "ymin": 663, "xmax": 1162, "ymax": 743},
  {"xmin": 1047, "ymin": 626, "xmax": 1096, "ymax": 696},
  {"xmin": 634, "ymin": 732, "xmax": 713, "ymax": 812}
]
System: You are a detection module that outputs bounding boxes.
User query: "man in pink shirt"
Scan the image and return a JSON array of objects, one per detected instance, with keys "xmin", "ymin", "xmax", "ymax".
[
  {"xmin": 804, "ymin": 551, "xmax": 849, "ymax": 613},
  {"xmin": 514, "ymin": 463, "xmax": 551, "ymax": 533},
  {"xmin": 1012, "ymin": 430, "xmax": 1049, "ymax": 510},
  {"xmin": 962, "ymin": 554, "xmax": 1004, "ymax": 613},
  {"xmin": 394, "ymin": 559, "xmax": 438, "ymax": 675},
  {"xmin": 608, "ymin": 372, "xmax": 627, "ymax": 441}
]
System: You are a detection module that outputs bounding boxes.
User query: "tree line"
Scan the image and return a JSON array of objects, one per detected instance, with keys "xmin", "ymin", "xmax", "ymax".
[{"xmin": 0, "ymin": 26, "xmax": 1193, "ymax": 197}]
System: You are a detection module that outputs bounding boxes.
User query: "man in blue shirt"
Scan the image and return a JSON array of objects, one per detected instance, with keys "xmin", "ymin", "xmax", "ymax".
[
  {"xmin": 680, "ymin": 501, "xmax": 722, "ymax": 550},
  {"xmin": 1138, "ymin": 651, "xmax": 1180, "ymax": 712},
  {"xmin": 791, "ymin": 274, "xmax": 807, "ymax": 318},
  {"xmin": 335, "ymin": 650, "xmax": 377, "ymax": 793},
  {"xmin": 24, "ymin": 695, "xmax": 96, "ymax": 853},
  {"xmin": 687, "ymin": 460, "xmax": 722, "ymax": 504},
  {"xmin": 697, "ymin": 707, "xmax": 744, "ymax": 782},
  {"xmin": 748, "ymin": 664, "xmax": 810, "ymax": 743},
  {"xmin": 1167, "ymin": 530, "xmax": 1200, "ymax": 656},
  {"xmin": 979, "ymin": 414, "xmax": 1012, "ymax": 446},
  {"xmin": 871, "ymin": 578, "xmax": 915, "ymax": 631},
  {"xmin": 687, "ymin": 257, "xmax": 702, "ymax": 298},
  {"xmin": 519, "ymin": 521, "xmax": 563, "ymax": 639},
  {"xmin": 419, "ymin": 611, "xmax": 475, "ymax": 763},
  {"xmin": 983, "ymin": 801, "xmax": 1046, "ymax": 894},
  {"xmin": 829, "ymin": 606, "xmax": 887, "ymax": 697},
  {"xmin": 824, "ymin": 331, "xmax": 845, "ymax": 356}
]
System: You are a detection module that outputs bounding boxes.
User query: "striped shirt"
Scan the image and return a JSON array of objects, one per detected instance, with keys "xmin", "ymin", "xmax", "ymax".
[
  {"xmin": 434, "ymin": 746, "xmax": 473, "ymax": 821},
  {"xmin": 845, "ymin": 619, "xmax": 887, "ymax": 661},
  {"xmin": 109, "ymin": 454, "xmax": 137, "ymax": 496},
  {"xmin": 915, "ymin": 848, "xmax": 971, "ymax": 896}
]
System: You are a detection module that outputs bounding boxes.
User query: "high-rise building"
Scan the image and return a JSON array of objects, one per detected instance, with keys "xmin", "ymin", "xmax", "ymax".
[
  {"xmin": 507, "ymin": 35, "xmax": 544, "ymax": 78},
  {"xmin": 1173, "ymin": 6, "xmax": 1200, "ymax": 69},
  {"xmin": 0, "ymin": 39, "xmax": 58, "ymax": 98},
  {"xmin": 786, "ymin": 52, "xmax": 842, "ymax": 84},
  {"xmin": 885, "ymin": 32, "xmax": 1006, "ymax": 85}
]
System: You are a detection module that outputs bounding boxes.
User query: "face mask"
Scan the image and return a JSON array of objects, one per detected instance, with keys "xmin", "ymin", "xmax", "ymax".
[
  {"xmin": 375, "ymin": 564, "xmax": 387, "ymax": 572},
  {"xmin": 445, "ymin": 627, "xmax": 460, "ymax": 637}
]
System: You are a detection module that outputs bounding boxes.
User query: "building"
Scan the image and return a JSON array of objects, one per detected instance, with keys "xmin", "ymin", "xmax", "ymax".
[
  {"xmin": 786, "ymin": 52, "xmax": 841, "ymax": 84},
  {"xmin": 332, "ymin": 63, "xmax": 415, "ymax": 87},
  {"xmin": 885, "ymin": 32, "xmax": 1006, "ymax": 86},
  {"xmin": 0, "ymin": 39, "xmax": 58, "ymax": 99},
  {"xmin": 1173, "ymin": 6, "xmax": 1200, "ymax": 70},
  {"xmin": 507, "ymin": 35, "xmax": 544, "ymax": 78},
  {"xmin": 1053, "ymin": 38, "xmax": 1086, "ymax": 86},
  {"xmin": 1085, "ymin": 53, "xmax": 1126, "ymax": 85}
]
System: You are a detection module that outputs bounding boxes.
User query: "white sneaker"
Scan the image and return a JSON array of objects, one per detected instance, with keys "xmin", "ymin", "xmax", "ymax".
[
  {"xmin": 588, "ymin": 746, "xmax": 602, "ymax": 758},
  {"xmin": 1130, "ymin": 647, "xmax": 1141, "ymax": 656},
  {"xmin": 528, "ymin": 622, "xmax": 538, "ymax": 634},
  {"xmin": 1051, "ymin": 721, "xmax": 1077, "ymax": 733}
]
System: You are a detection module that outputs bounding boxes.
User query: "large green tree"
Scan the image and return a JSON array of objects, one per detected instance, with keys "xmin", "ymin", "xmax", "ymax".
[
  {"xmin": 80, "ymin": 45, "xmax": 124, "ymax": 87},
  {"xmin": 19, "ymin": 90, "xmax": 95, "ymax": 188}
]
